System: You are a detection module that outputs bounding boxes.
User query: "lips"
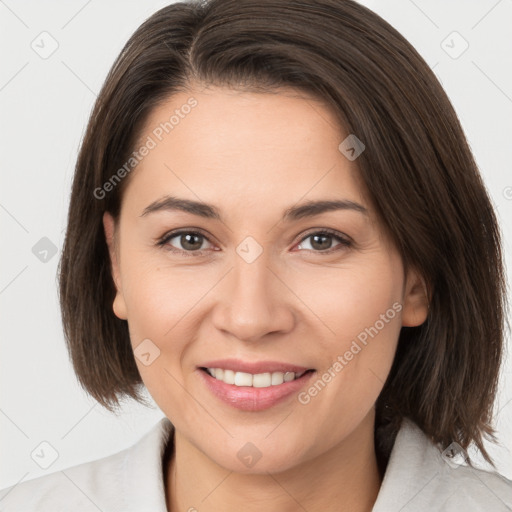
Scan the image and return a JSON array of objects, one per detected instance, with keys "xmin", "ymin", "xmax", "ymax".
[
  {"xmin": 198, "ymin": 358, "xmax": 313, "ymax": 374},
  {"xmin": 198, "ymin": 365, "xmax": 316, "ymax": 411}
]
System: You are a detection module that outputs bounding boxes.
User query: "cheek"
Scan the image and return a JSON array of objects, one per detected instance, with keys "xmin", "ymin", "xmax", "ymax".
[
  {"xmin": 120, "ymin": 254, "xmax": 207, "ymax": 339},
  {"xmin": 120, "ymin": 262, "xmax": 204, "ymax": 407},
  {"xmin": 290, "ymin": 252, "xmax": 403, "ymax": 350},
  {"xmin": 291, "ymin": 254, "xmax": 403, "ymax": 421}
]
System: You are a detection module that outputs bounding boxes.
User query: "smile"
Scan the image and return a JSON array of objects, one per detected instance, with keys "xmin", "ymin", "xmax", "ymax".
[
  {"xmin": 198, "ymin": 366, "xmax": 316, "ymax": 411},
  {"xmin": 202, "ymin": 367, "xmax": 311, "ymax": 388}
]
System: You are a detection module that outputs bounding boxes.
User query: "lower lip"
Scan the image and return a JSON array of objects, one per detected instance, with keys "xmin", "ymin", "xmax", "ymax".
[{"xmin": 197, "ymin": 368, "xmax": 315, "ymax": 411}]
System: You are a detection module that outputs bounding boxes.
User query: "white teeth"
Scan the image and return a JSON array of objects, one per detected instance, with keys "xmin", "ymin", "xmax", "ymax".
[
  {"xmin": 223, "ymin": 369, "xmax": 235, "ymax": 384},
  {"xmin": 205, "ymin": 368, "xmax": 308, "ymax": 387},
  {"xmin": 234, "ymin": 371, "xmax": 253, "ymax": 386}
]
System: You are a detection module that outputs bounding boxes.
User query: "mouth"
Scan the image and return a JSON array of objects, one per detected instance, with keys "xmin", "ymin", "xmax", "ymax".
[
  {"xmin": 197, "ymin": 362, "xmax": 317, "ymax": 412},
  {"xmin": 199, "ymin": 367, "xmax": 315, "ymax": 388}
]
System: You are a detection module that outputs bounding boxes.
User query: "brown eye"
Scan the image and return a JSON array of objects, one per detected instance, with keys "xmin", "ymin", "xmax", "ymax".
[
  {"xmin": 174, "ymin": 232, "xmax": 205, "ymax": 251},
  {"xmin": 158, "ymin": 230, "xmax": 214, "ymax": 255},
  {"xmin": 296, "ymin": 230, "xmax": 351, "ymax": 253}
]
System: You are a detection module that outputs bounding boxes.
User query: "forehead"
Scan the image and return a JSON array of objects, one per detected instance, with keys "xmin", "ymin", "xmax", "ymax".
[{"xmin": 123, "ymin": 86, "xmax": 371, "ymax": 220}]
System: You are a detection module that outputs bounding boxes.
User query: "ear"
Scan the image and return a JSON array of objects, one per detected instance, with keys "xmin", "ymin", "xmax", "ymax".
[
  {"xmin": 103, "ymin": 212, "xmax": 127, "ymax": 320},
  {"xmin": 401, "ymin": 267, "xmax": 429, "ymax": 327}
]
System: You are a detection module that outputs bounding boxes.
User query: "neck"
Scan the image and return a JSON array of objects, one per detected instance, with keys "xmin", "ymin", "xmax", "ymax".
[{"xmin": 165, "ymin": 411, "xmax": 381, "ymax": 512}]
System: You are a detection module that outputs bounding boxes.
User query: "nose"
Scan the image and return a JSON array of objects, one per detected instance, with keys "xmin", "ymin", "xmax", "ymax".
[{"xmin": 211, "ymin": 251, "xmax": 295, "ymax": 343}]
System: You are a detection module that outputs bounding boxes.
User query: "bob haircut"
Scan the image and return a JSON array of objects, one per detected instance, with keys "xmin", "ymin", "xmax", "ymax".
[{"xmin": 58, "ymin": 0, "xmax": 508, "ymax": 466}]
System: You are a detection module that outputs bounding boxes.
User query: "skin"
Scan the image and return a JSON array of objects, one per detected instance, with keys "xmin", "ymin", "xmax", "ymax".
[{"xmin": 103, "ymin": 85, "xmax": 429, "ymax": 512}]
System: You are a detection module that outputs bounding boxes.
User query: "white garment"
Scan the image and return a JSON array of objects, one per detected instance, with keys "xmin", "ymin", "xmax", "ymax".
[{"xmin": 1, "ymin": 417, "xmax": 511, "ymax": 511}]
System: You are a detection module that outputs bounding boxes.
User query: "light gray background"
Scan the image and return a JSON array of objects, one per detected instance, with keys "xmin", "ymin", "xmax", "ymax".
[{"xmin": 1, "ymin": 0, "xmax": 511, "ymax": 490}]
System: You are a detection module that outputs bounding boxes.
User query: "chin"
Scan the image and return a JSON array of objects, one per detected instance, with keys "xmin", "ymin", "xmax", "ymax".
[{"xmin": 201, "ymin": 436, "xmax": 309, "ymax": 475}]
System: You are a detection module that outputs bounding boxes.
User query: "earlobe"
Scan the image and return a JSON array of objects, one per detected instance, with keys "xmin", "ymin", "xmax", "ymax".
[
  {"xmin": 103, "ymin": 212, "xmax": 128, "ymax": 320},
  {"xmin": 401, "ymin": 268, "xmax": 429, "ymax": 327}
]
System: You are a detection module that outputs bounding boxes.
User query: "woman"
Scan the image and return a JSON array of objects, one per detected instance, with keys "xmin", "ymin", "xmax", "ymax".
[{"xmin": 2, "ymin": 0, "xmax": 511, "ymax": 510}]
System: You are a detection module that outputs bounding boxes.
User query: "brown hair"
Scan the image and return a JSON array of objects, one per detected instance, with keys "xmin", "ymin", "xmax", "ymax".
[{"xmin": 58, "ymin": 0, "xmax": 508, "ymax": 466}]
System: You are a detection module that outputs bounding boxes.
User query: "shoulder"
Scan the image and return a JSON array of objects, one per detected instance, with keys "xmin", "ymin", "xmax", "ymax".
[
  {"xmin": 433, "ymin": 461, "xmax": 512, "ymax": 510},
  {"xmin": 0, "ymin": 447, "xmax": 126, "ymax": 512},
  {"xmin": 373, "ymin": 418, "xmax": 512, "ymax": 512},
  {"xmin": 0, "ymin": 417, "xmax": 174, "ymax": 512}
]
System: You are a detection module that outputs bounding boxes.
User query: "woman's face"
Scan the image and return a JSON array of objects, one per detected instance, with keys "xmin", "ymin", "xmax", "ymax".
[{"xmin": 104, "ymin": 86, "xmax": 428, "ymax": 473}]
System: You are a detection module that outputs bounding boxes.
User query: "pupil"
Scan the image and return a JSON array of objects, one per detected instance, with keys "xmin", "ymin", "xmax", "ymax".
[
  {"xmin": 312, "ymin": 234, "xmax": 331, "ymax": 250},
  {"xmin": 182, "ymin": 233, "xmax": 201, "ymax": 250}
]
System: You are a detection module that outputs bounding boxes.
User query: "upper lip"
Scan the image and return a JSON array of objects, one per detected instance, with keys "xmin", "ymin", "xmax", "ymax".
[{"xmin": 198, "ymin": 359, "xmax": 313, "ymax": 374}]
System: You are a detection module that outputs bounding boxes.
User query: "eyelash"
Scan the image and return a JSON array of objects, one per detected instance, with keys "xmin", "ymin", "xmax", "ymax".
[{"xmin": 156, "ymin": 228, "xmax": 352, "ymax": 257}]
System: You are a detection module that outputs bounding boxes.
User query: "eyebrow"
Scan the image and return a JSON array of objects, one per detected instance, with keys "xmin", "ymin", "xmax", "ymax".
[{"xmin": 140, "ymin": 195, "xmax": 368, "ymax": 221}]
